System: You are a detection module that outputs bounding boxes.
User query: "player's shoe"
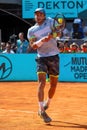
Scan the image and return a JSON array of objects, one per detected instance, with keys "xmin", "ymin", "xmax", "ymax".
[
  {"xmin": 43, "ymin": 101, "xmax": 48, "ymax": 110},
  {"xmin": 38, "ymin": 110, "xmax": 52, "ymax": 123}
]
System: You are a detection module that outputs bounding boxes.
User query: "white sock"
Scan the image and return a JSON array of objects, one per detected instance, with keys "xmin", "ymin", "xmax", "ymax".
[{"xmin": 38, "ymin": 101, "xmax": 44, "ymax": 111}]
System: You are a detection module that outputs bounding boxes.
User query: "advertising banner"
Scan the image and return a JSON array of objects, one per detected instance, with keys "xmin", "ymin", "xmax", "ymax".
[
  {"xmin": 0, "ymin": 54, "xmax": 37, "ymax": 81},
  {"xmin": 22, "ymin": 0, "xmax": 87, "ymax": 19},
  {"xmin": 59, "ymin": 53, "xmax": 87, "ymax": 82}
]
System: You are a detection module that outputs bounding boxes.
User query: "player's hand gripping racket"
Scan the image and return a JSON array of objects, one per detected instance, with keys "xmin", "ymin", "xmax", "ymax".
[
  {"xmin": 51, "ymin": 13, "xmax": 65, "ymax": 38},
  {"xmin": 29, "ymin": 13, "xmax": 65, "ymax": 48}
]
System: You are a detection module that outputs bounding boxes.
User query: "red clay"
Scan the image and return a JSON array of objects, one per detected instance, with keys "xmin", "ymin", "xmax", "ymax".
[{"xmin": 0, "ymin": 82, "xmax": 87, "ymax": 130}]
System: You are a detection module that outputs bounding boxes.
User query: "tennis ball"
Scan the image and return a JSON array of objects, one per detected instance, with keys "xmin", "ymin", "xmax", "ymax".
[{"xmin": 58, "ymin": 18, "xmax": 63, "ymax": 24}]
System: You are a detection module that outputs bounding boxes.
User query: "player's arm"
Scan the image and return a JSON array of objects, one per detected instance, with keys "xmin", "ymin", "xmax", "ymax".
[{"xmin": 29, "ymin": 35, "xmax": 51, "ymax": 49}]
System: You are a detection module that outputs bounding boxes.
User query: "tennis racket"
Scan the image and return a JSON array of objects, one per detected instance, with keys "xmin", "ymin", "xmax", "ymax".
[
  {"xmin": 29, "ymin": 13, "xmax": 65, "ymax": 48},
  {"xmin": 51, "ymin": 13, "xmax": 65, "ymax": 38}
]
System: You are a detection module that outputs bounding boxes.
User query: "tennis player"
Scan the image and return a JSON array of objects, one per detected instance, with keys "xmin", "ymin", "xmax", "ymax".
[{"xmin": 27, "ymin": 8, "xmax": 60, "ymax": 123}]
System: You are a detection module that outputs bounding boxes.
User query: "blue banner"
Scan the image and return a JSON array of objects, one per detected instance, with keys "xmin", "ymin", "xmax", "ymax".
[
  {"xmin": 59, "ymin": 53, "xmax": 87, "ymax": 82},
  {"xmin": 22, "ymin": 0, "xmax": 87, "ymax": 19},
  {"xmin": 0, "ymin": 54, "xmax": 37, "ymax": 81},
  {"xmin": 0, "ymin": 54, "xmax": 87, "ymax": 82}
]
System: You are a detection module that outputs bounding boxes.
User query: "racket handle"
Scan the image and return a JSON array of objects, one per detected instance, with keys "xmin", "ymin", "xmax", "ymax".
[
  {"xmin": 51, "ymin": 32, "xmax": 62, "ymax": 38},
  {"xmin": 52, "ymin": 32, "xmax": 58, "ymax": 38}
]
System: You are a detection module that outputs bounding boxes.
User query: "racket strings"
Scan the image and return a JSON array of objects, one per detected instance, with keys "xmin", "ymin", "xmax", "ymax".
[{"xmin": 54, "ymin": 18, "xmax": 65, "ymax": 32}]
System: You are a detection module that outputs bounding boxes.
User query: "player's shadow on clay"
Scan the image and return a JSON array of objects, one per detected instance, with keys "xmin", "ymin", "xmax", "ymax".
[{"xmin": 48, "ymin": 121, "xmax": 87, "ymax": 129}]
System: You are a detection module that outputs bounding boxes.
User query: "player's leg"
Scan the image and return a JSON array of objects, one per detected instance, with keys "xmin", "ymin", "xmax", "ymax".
[
  {"xmin": 48, "ymin": 75, "xmax": 58, "ymax": 98},
  {"xmin": 43, "ymin": 55, "xmax": 59, "ymax": 110},
  {"xmin": 37, "ymin": 72, "xmax": 46, "ymax": 111},
  {"xmin": 44, "ymin": 75, "xmax": 58, "ymax": 109},
  {"xmin": 37, "ymin": 72, "xmax": 52, "ymax": 123},
  {"xmin": 36, "ymin": 57, "xmax": 52, "ymax": 123}
]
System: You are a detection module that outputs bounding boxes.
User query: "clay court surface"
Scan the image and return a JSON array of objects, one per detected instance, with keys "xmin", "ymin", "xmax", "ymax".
[{"xmin": 0, "ymin": 81, "xmax": 87, "ymax": 130}]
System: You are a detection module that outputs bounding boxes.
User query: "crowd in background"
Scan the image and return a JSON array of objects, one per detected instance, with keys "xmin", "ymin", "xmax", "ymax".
[
  {"xmin": 0, "ymin": 18, "xmax": 87, "ymax": 54},
  {"xmin": 0, "ymin": 32, "xmax": 33, "ymax": 54}
]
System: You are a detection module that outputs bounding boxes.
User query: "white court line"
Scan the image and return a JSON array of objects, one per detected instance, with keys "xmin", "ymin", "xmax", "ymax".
[{"xmin": 0, "ymin": 109, "xmax": 36, "ymax": 114}]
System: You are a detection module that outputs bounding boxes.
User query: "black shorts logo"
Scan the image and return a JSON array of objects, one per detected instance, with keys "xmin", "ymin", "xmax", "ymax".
[{"xmin": 0, "ymin": 55, "xmax": 12, "ymax": 80}]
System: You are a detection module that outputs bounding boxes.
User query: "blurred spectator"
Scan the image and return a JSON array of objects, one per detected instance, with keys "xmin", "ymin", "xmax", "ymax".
[
  {"xmin": 0, "ymin": 42, "xmax": 6, "ymax": 53},
  {"xmin": 62, "ymin": 28, "xmax": 71, "ymax": 39},
  {"xmin": 72, "ymin": 18, "xmax": 84, "ymax": 39},
  {"xmin": 80, "ymin": 42, "xmax": 87, "ymax": 53},
  {"xmin": 63, "ymin": 40, "xmax": 70, "ymax": 53},
  {"xmin": 59, "ymin": 45, "xmax": 64, "ymax": 53},
  {"xmin": 16, "ymin": 32, "xmax": 29, "ymax": 53},
  {"xmin": 83, "ymin": 26, "xmax": 87, "ymax": 42},
  {"xmin": 58, "ymin": 40, "xmax": 70, "ymax": 53},
  {"xmin": 70, "ymin": 42, "xmax": 80, "ymax": 53},
  {"xmin": 9, "ymin": 34, "xmax": 17, "ymax": 53},
  {"xmin": 9, "ymin": 34, "xmax": 17, "ymax": 45},
  {"xmin": 58, "ymin": 42, "xmax": 64, "ymax": 53},
  {"xmin": 2, "ymin": 41, "xmax": 14, "ymax": 54}
]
